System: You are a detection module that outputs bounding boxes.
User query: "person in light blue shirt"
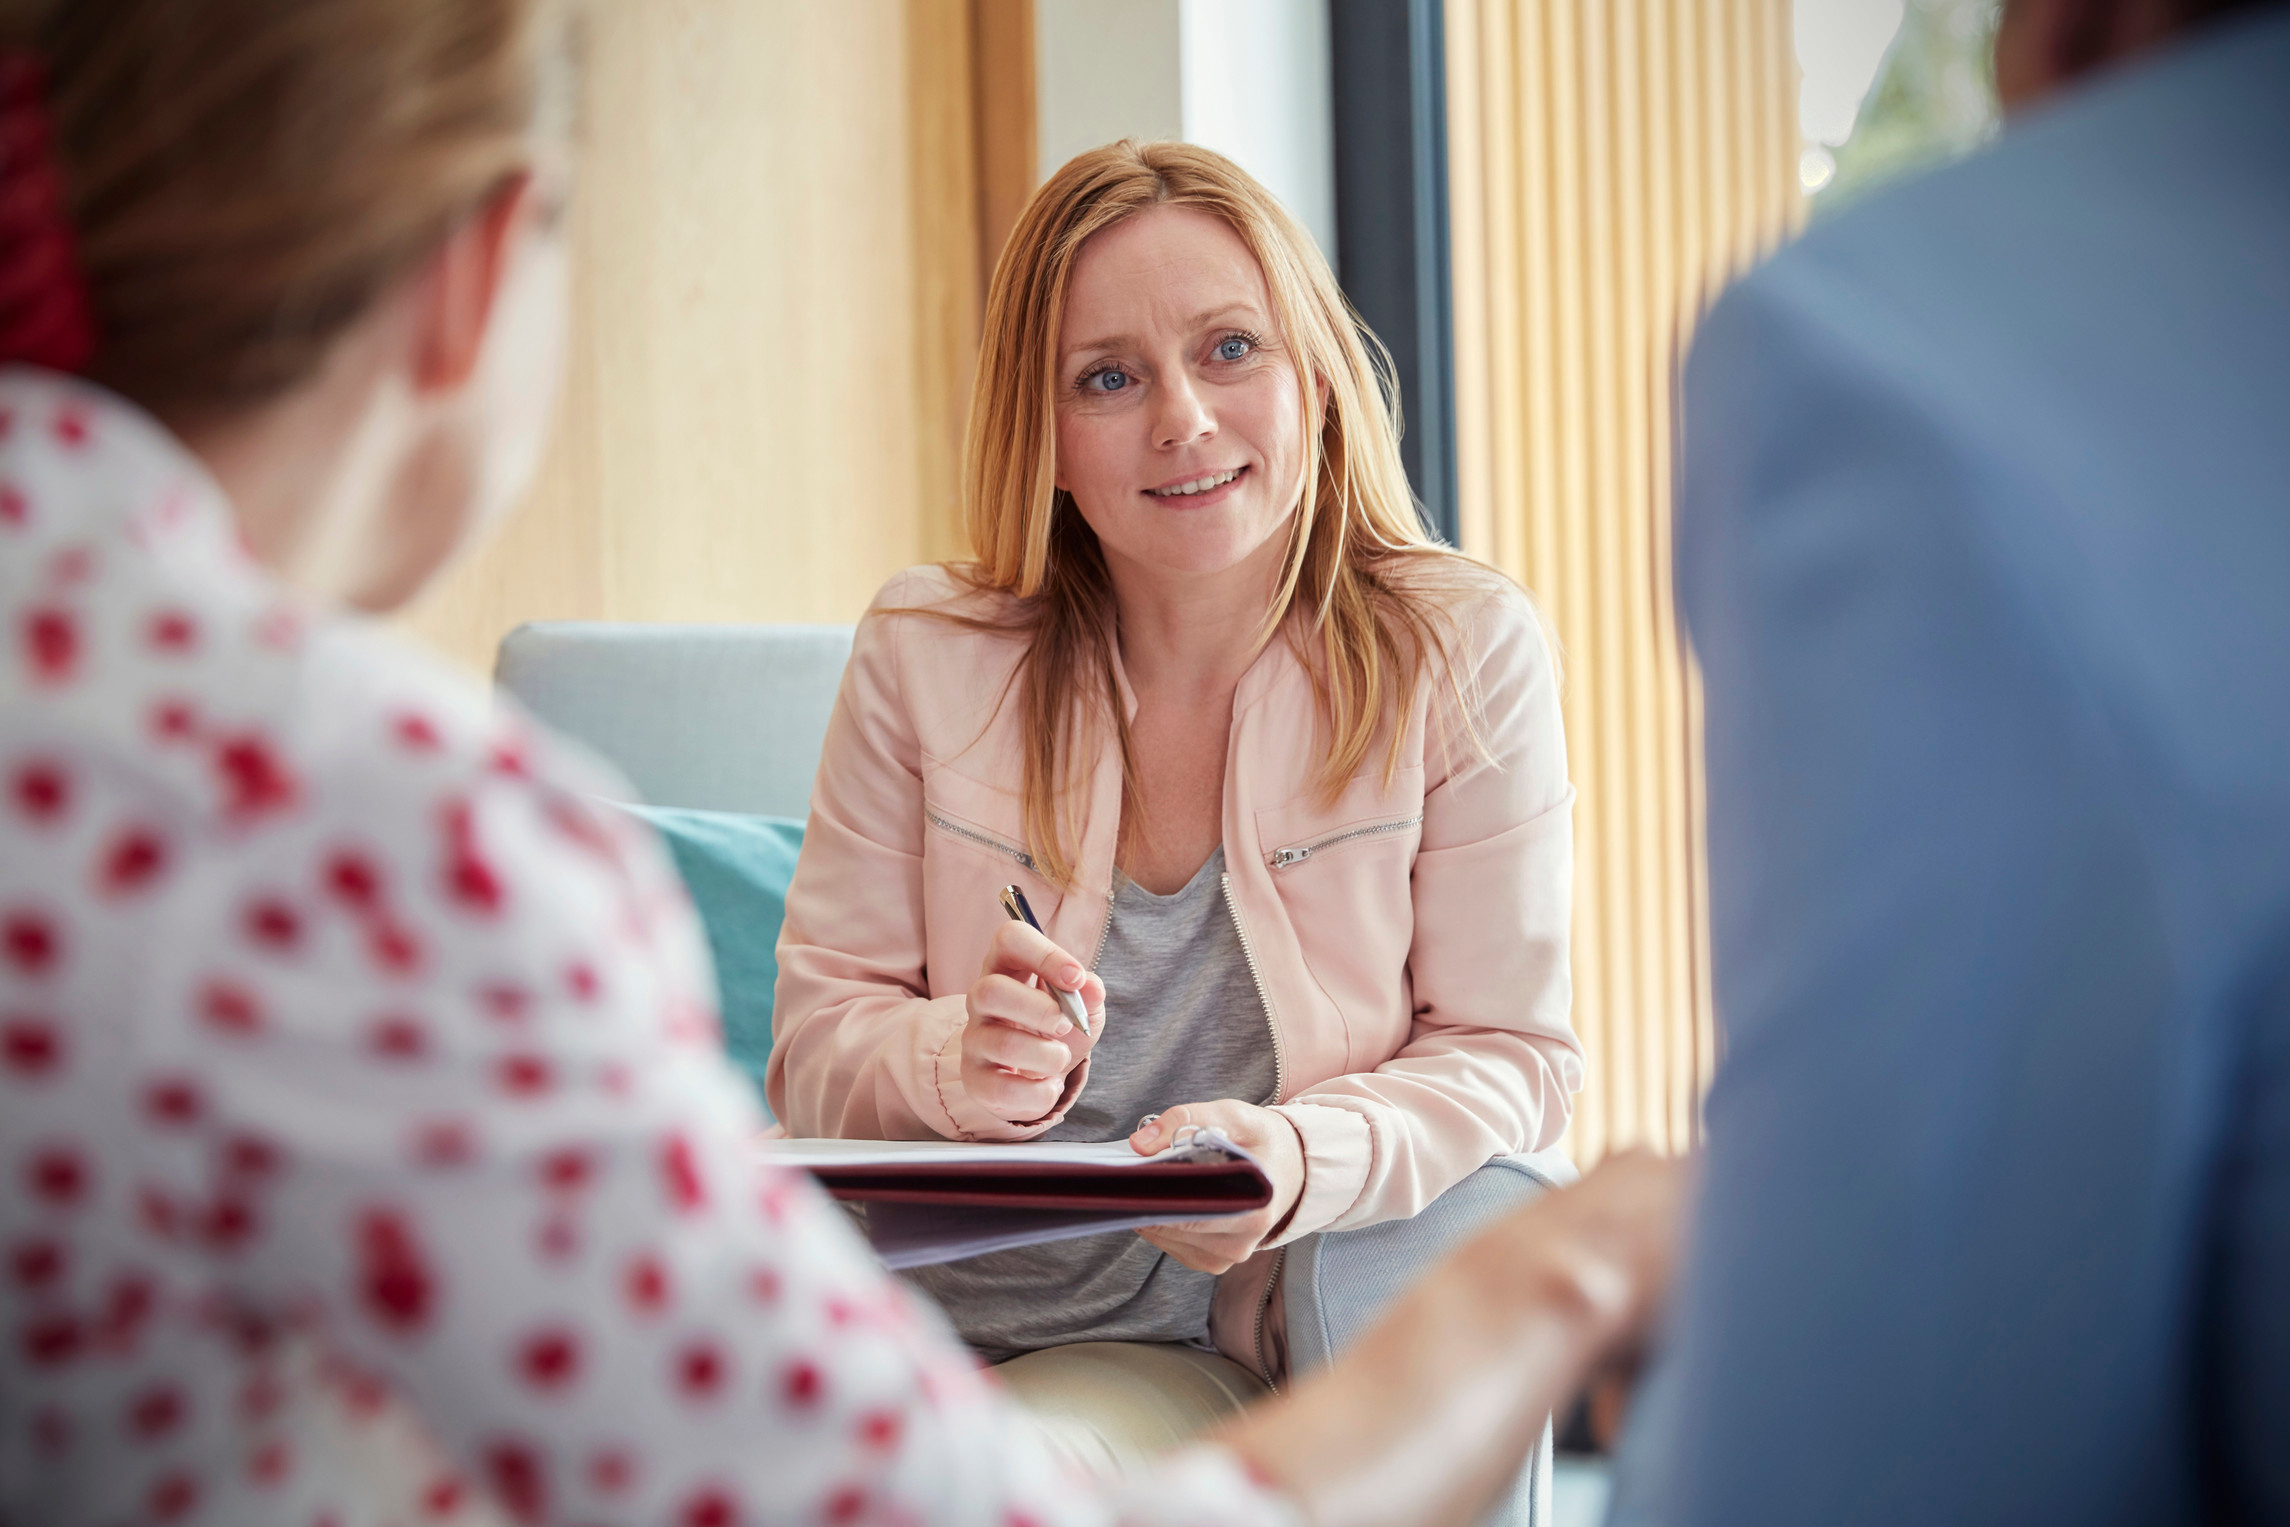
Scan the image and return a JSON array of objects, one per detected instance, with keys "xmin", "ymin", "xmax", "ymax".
[{"xmin": 1620, "ymin": 0, "xmax": 2290, "ymax": 1521}]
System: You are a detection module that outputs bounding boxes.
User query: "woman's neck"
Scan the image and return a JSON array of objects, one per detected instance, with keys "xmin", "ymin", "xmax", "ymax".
[
  {"xmin": 184, "ymin": 384, "xmax": 365, "ymax": 576},
  {"xmin": 1104, "ymin": 530, "xmax": 1290, "ymax": 701},
  {"xmin": 175, "ymin": 325, "xmax": 428, "ymax": 613}
]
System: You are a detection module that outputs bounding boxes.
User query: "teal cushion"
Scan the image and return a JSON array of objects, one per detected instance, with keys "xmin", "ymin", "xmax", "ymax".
[{"xmin": 618, "ymin": 804, "xmax": 803, "ymax": 1113}]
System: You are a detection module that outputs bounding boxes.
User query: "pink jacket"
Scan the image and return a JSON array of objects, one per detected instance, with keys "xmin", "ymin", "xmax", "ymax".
[{"xmin": 769, "ymin": 561, "xmax": 1581, "ymax": 1345}]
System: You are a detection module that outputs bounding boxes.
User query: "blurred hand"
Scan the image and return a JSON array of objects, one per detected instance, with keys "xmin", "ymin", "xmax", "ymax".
[
  {"xmin": 1468, "ymin": 1149, "xmax": 1690, "ymax": 1370},
  {"xmin": 959, "ymin": 920, "xmax": 1104, "ymax": 1125},
  {"xmin": 1129, "ymin": 1099, "xmax": 1306, "ymax": 1273},
  {"xmin": 1216, "ymin": 1149, "xmax": 1693, "ymax": 1527},
  {"xmin": 1556, "ymin": 1152, "xmax": 1692, "ymax": 1449}
]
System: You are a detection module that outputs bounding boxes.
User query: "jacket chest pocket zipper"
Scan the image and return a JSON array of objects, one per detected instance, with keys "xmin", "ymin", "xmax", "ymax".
[
  {"xmin": 924, "ymin": 809, "xmax": 1038, "ymax": 874},
  {"xmin": 1266, "ymin": 814, "xmax": 1423, "ymax": 869}
]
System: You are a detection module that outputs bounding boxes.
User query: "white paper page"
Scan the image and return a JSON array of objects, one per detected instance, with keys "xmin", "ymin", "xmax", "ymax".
[{"xmin": 860, "ymin": 1202, "xmax": 1190, "ymax": 1269}]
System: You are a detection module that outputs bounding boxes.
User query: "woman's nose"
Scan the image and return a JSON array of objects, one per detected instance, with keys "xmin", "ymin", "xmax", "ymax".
[{"xmin": 1152, "ymin": 372, "xmax": 1215, "ymax": 450}]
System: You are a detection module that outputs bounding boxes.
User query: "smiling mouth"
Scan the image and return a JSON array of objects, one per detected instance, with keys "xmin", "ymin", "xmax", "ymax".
[{"xmin": 1146, "ymin": 466, "xmax": 1246, "ymax": 498}]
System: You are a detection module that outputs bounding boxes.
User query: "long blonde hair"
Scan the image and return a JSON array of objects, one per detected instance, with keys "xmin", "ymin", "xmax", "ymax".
[{"xmin": 952, "ymin": 139, "xmax": 1485, "ymax": 886}]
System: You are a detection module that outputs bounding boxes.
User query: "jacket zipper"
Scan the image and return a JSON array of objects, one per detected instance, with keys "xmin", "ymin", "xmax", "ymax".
[
  {"xmin": 1089, "ymin": 887, "xmax": 1115, "ymax": 967},
  {"xmin": 1219, "ymin": 872, "xmax": 1286, "ymax": 1104},
  {"xmin": 1266, "ymin": 814, "xmax": 1423, "ymax": 868},
  {"xmin": 1213, "ymin": 874, "xmax": 1290, "ymax": 1393},
  {"xmin": 1223, "ymin": 875, "xmax": 1293, "ymax": 1391},
  {"xmin": 1250, "ymin": 1245, "xmax": 1287, "ymax": 1394},
  {"xmin": 924, "ymin": 809, "xmax": 1037, "ymax": 873}
]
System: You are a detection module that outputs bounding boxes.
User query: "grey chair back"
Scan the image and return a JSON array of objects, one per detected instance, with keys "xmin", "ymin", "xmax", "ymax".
[{"xmin": 495, "ymin": 621, "xmax": 854, "ymax": 818}]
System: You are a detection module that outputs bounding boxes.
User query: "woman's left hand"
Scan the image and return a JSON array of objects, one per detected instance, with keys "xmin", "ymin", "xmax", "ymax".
[{"xmin": 1128, "ymin": 1100, "xmax": 1307, "ymax": 1273}]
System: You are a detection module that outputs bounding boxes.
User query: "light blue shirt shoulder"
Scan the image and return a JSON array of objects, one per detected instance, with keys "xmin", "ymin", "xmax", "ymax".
[{"xmin": 1634, "ymin": 14, "xmax": 2290, "ymax": 1524}]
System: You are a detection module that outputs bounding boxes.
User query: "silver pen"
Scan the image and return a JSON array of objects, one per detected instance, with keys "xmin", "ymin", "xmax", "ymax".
[{"xmin": 998, "ymin": 884, "xmax": 1093, "ymax": 1037}]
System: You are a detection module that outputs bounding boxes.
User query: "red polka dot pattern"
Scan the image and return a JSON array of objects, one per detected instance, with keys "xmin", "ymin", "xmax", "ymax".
[
  {"xmin": 484, "ymin": 1438, "xmax": 547, "ymax": 1525},
  {"xmin": 782, "ymin": 1359, "xmax": 826, "ymax": 1411},
  {"xmin": 673, "ymin": 1338, "xmax": 728, "ymax": 1402},
  {"xmin": 22, "ymin": 603, "xmax": 79, "ymax": 684},
  {"xmin": 682, "ymin": 1485, "xmax": 739, "ymax": 1527},
  {"xmin": 4, "ymin": 909, "xmax": 60, "ymax": 976},
  {"xmin": 247, "ymin": 1439, "xmax": 292, "ymax": 1488},
  {"xmin": 97, "ymin": 824, "xmax": 171, "ymax": 896},
  {"xmin": 587, "ymin": 1445, "xmax": 636, "ymax": 1497},
  {"xmin": 147, "ymin": 608, "xmax": 199, "ymax": 653},
  {"xmin": 420, "ymin": 1474, "xmax": 465, "ymax": 1516},
  {"xmin": 141, "ymin": 1075, "xmax": 204, "ymax": 1127},
  {"xmin": 199, "ymin": 980, "xmax": 264, "ymax": 1038},
  {"xmin": 516, "ymin": 1326, "xmax": 583, "ymax": 1393},
  {"xmin": 0, "ymin": 374, "xmax": 1285, "ymax": 1527},
  {"xmin": 356, "ymin": 1210, "xmax": 435, "ymax": 1338},
  {"xmin": 213, "ymin": 732, "xmax": 298, "ymax": 822},
  {"xmin": 127, "ymin": 1382, "xmax": 187, "ymax": 1439},
  {"xmin": 10, "ymin": 758, "xmax": 70, "ymax": 821},
  {"xmin": 147, "ymin": 696, "xmax": 198, "ymax": 742},
  {"xmin": 625, "ymin": 1253, "xmax": 672, "ymax": 1316},
  {"xmin": 147, "ymin": 1469, "xmax": 198, "ymax": 1521},
  {"xmin": 495, "ymin": 1052, "xmax": 553, "ymax": 1098},
  {"xmin": 25, "ymin": 1143, "xmax": 89, "ymax": 1207},
  {"xmin": 10, "ymin": 1237, "xmax": 66, "ymax": 1290},
  {"xmin": 369, "ymin": 1014, "xmax": 430, "ymax": 1062},
  {"xmin": 241, "ymin": 895, "xmax": 302, "ymax": 952},
  {"xmin": 2, "ymin": 1015, "xmax": 62, "ymax": 1077}
]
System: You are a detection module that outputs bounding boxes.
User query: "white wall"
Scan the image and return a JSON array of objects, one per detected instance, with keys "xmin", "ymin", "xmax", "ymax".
[
  {"xmin": 1178, "ymin": 0, "xmax": 1335, "ymax": 259},
  {"xmin": 1034, "ymin": 0, "xmax": 1337, "ymax": 262},
  {"xmin": 1035, "ymin": 0, "xmax": 1184, "ymax": 176}
]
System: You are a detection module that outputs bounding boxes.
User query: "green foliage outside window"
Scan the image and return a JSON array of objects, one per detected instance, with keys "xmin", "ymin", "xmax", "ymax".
[{"xmin": 1811, "ymin": 0, "xmax": 2002, "ymax": 214}]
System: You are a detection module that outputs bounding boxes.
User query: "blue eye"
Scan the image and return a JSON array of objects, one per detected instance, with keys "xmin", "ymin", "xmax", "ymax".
[
  {"xmin": 1215, "ymin": 335, "xmax": 1254, "ymax": 362},
  {"xmin": 1086, "ymin": 367, "xmax": 1130, "ymax": 394}
]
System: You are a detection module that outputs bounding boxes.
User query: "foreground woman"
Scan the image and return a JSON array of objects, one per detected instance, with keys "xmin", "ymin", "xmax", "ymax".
[
  {"xmin": 0, "ymin": 5, "xmax": 1674, "ymax": 1525},
  {"xmin": 772, "ymin": 143, "xmax": 1581, "ymax": 1387}
]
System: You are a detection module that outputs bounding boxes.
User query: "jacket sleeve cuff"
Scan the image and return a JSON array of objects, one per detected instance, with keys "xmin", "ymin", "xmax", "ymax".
[
  {"xmin": 1268, "ymin": 1101, "xmax": 1373, "ymax": 1244},
  {"xmin": 925, "ymin": 995, "xmax": 1087, "ymax": 1141}
]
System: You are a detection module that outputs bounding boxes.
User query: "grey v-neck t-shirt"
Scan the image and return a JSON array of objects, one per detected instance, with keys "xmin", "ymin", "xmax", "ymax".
[{"xmin": 902, "ymin": 846, "xmax": 1280, "ymax": 1361}]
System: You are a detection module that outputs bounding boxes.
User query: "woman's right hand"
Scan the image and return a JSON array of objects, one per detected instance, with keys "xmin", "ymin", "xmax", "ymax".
[{"xmin": 959, "ymin": 920, "xmax": 1104, "ymax": 1124}]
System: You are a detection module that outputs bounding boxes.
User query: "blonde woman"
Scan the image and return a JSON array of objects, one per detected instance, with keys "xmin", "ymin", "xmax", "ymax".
[{"xmin": 771, "ymin": 142, "xmax": 1584, "ymax": 1401}]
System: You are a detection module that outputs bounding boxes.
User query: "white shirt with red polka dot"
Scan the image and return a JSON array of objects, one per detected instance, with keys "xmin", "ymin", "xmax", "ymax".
[{"xmin": 0, "ymin": 369, "xmax": 1299, "ymax": 1527}]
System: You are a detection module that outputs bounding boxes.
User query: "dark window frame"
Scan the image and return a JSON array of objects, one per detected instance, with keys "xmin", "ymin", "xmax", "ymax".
[{"xmin": 1330, "ymin": 0, "xmax": 1457, "ymax": 545}]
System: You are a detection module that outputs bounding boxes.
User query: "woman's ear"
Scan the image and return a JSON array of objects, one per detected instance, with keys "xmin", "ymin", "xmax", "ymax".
[{"xmin": 409, "ymin": 173, "xmax": 537, "ymax": 394}]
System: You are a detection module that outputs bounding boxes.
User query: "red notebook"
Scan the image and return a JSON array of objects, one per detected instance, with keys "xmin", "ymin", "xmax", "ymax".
[{"xmin": 759, "ymin": 1134, "xmax": 1273, "ymax": 1269}]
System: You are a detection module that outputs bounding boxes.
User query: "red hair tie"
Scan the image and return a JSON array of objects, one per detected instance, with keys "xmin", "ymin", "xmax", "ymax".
[{"xmin": 0, "ymin": 50, "xmax": 96, "ymax": 374}]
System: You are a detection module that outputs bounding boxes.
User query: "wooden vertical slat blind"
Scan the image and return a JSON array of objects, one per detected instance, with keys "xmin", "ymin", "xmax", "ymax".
[{"xmin": 1445, "ymin": 0, "xmax": 1802, "ymax": 1162}]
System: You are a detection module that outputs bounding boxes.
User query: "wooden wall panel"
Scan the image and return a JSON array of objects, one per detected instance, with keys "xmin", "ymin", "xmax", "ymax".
[
  {"xmin": 971, "ymin": 0, "xmax": 1039, "ymax": 284},
  {"xmin": 1446, "ymin": 0, "xmax": 1801, "ymax": 1162},
  {"xmin": 402, "ymin": 0, "xmax": 1030, "ymax": 671}
]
